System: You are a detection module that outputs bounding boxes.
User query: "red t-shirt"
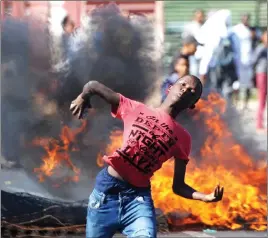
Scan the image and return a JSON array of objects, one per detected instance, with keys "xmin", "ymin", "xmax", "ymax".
[{"xmin": 103, "ymin": 94, "xmax": 191, "ymax": 187}]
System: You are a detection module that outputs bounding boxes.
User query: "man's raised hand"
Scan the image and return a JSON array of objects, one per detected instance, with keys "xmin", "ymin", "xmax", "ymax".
[{"xmin": 70, "ymin": 94, "xmax": 91, "ymax": 119}]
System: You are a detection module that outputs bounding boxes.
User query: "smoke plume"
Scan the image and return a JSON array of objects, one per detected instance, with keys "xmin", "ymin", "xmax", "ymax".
[{"xmin": 1, "ymin": 4, "xmax": 158, "ymax": 200}]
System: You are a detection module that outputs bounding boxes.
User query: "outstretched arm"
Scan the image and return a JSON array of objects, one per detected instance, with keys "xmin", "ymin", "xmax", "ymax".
[
  {"xmin": 70, "ymin": 81, "xmax": 120, "ymax": 119},
  {"xmin": 81, "ymin": 81, "xmax": 120, "ymax": 107},
  {"xmin": 172, "ymin": 159, "xmax": 224, "ymax": 202}
]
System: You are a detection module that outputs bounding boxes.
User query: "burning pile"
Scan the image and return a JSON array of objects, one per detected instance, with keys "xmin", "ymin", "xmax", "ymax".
[
  {"xmin": 97, "ymin": 93, "xmax": 267, "ymax": 231},
  {"xmin": 32, "ymin": 121, "xmax": 87, "ymax": 185}
]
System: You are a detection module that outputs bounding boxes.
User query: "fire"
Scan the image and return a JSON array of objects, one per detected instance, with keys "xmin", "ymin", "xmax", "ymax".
[
  {"xmin": 97, "ymin": 130, "xmax": 123, "ymax": 167},
  {"xmin": 96, "ymin": 93, "xmax": 267, "ymax": 230},
  {"xmin": 33, "ymin": 121, "xmax": 87, "ymax": 183}
]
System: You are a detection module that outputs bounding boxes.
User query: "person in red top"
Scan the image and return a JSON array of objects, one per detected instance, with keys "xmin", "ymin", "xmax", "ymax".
[{"xmin": 70, "ymin": 75, "xmax": 224, "ymax": 238}]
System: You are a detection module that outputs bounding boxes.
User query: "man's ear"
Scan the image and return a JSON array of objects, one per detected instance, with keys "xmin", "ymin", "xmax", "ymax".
[{"xmin": 189, "ymin": 104, "xmax": 195, "ymax": 109}]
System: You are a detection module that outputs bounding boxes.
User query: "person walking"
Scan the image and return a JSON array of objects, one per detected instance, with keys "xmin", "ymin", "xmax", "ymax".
[{"xmin": 251, "ymin": 30, "xmax": 267, "ymax": 131}]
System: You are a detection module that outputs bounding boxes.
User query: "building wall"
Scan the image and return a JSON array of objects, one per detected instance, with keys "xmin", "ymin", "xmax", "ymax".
[
  {"xmin": 1, "ymin": 0, "xmax": 24, "ymax": 18},
  {"xmin": 1, "ymin": 1, "xmax": 48, "ymax": 20},
  {"xmin": 1, "ymin": 1, "xmax": 4, "ymax": 17},
  {"xmin": 25, "ymin": 1, "xmax": 49, "ymax": 21},
  {"xmin": 1, "ymin": 1, "xmax": 158, "ymax": 26},
  {"xmin": 63, "ymin": 1, "xmax": 83, "ymax": 27},
  {"xmin": 1, "ymin": 1, "xmax": 163, "ymax": 35},
  {"xmin": 163, "ymin": 0, "xmax": 267, "ymax": 73},
  {"xmin": 84, "ymin": 1, "xmax": 155, "ymax": 14},
  {"xmin": 1, "ymin": 1, "xmax": 163, "ymax": 51},
  {"xmin": 164, "ymin": 0, "xmax": 266, "ymax": 26}
]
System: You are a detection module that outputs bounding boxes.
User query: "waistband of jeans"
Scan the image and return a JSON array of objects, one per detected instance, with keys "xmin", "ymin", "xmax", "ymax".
[
  {"xmin": 102, "ymin": 166, "xmax": 127, "ymax": 185},
  {"xmin": 94, "ymin": 187, "xmax": 151, "ymax": 199},
  {"xmin": 102, "ymin": 167, "xmax": 151, "ymax": 193}
]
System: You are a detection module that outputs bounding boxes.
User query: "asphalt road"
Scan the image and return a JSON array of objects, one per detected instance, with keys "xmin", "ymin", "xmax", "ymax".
[
  {"xmin": 2, "ymin": 231, "xmax": 265, "ymax": 238},
  {"xmin": 86, "ymin": 231, "xmax": 267, "ymax": 237},
  {"xmin": 137, "ymin": 231, "xmax": 266, "ymax": 237},
  {"xmin": 23, "ymin": 231, "xmax": 264, "ymax": 237}
]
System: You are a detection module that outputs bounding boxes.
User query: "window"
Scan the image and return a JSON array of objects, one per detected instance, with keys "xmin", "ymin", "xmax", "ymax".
[{"xmin": 3, "ymin": 0, "xmax": 12, "ymax": 17}]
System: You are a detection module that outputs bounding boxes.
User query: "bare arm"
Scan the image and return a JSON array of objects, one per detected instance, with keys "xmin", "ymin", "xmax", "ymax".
[
  {"xmin": 70, "ymin": 81, "xmax": 120, "ymax": 119},
  {"xmin": 81, "ymin": 80, "xmax": 120, "ymax": 108},
  {"xmin": 172, "ymin": 159, "xmax": 223, "ymax": 202}
]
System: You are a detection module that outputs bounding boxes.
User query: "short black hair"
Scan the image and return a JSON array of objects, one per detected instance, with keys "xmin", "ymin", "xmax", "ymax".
[
  {"xmin": 172, "ymin": 55, "xmax": 189, "ymax": 73},
  {"xmin": 182, "ymin": 35, "xmax": 201, "ymax": 46},
  {"xmin": 194, "ymin": 9, "xmax": 204, "ymax": 14},
  {"xmin": 190, "ymin": 75, "xmax": 203, "ymax": 105},
  {"xmin": 61, "ymin": 16, "xmax": 70, "ymax": 28},
  {"xmin": 175, "ymin": 55, "xmax": 189, "ymax": 65},
  {"xmin": 241, "ymin": 13, "xmax": 251, "ymax": 19}
]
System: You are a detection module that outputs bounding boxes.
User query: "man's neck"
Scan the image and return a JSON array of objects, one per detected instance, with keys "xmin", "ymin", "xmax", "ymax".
[
  {"xmin": 158, "ymin": 103, "xmax": 180, "ymax": 119},
  {"xmin": 194, "ymin": 20, "xmax": 202, "ymax": 26}
]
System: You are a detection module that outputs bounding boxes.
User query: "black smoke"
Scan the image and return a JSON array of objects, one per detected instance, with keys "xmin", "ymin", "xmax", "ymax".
[{"xmin": 1, "ymin": 4, "xmax": 158, "ymax": 200}]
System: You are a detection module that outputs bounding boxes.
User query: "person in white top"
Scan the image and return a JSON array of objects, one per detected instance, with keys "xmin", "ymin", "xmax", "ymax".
[
  {"xmin": 197, "ymin": 10, "xmax": 232, "ymax": 79},
  {"xmin": 196, "ymin": 9, "xmax": 236, "ymax": 101},
  {"xmin": 183, "ymin": 9, "xmax": 205, "ymax": 37},
  {"xmin": 232, "ymin": 13, "xmax": 254, "ymax": 110},
  {"xmin": 183, "ymin": 9, "xmax": 205, "ymax": 76}
]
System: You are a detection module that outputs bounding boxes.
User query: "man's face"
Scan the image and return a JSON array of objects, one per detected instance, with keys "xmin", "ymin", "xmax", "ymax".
[
  {"xmin": 64, "ymin": 20, "xmax": 75, "ymax": 34},
  {"xmin": 195, "ymin": 11, "xmax": 205, "ymax": 25},
  {"xmin": 174, "ymin": 58, "xmax": 189, "ymax": 77},
  {"xmin": 165, "ymin": 75, "xmax": 202, "ymax": 110},
  {"xmin": 242, "ymin": 15, "xmax": 250, "ymax": 26},
  {"xmin": 186, "ymin": 43, "xmax": 197, "ymax": 55},
  {"xmin": 262, "ymin": 31, "xmax": 268, "ymax": 46}
]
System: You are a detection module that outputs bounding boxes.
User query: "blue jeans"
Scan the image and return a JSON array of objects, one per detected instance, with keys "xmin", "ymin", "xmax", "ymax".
[{"xmin": 86, "ymin": 167, "xmax": 156, "ymax": 238}]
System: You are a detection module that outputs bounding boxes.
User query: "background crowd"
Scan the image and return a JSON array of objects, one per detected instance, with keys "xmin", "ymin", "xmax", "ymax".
[
  {"xmin": 60, "ymin": 6, "xmax": 267, "ymax": 131},
  {"xmin": 162, "ymin": 9, "xmax": 267, "ymax": 131}
]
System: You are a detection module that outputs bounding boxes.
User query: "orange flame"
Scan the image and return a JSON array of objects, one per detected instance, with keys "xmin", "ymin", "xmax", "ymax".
[
  {"xmin": 33, "ymin": 121, "xmax": 87, "ymax": 184},
  {"xmin": 96, "ymin": 93, "xmax": 267, "ymax": 230},
  {"xmin": 97, "ymin": 130, "xmax": 123, "ymax": 167}
]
